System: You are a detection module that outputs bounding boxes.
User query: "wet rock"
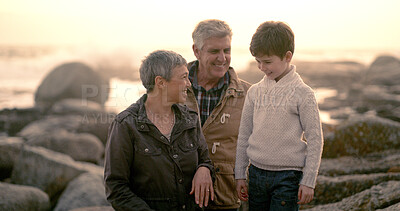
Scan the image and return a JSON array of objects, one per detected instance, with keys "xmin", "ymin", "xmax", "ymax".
[
  {"xmin": 323, "ymin": 114, "xmax": 400, "ymax": 158},
  {"xmin": 313, "ymin": 172, "xmax": 400, "ymax": 205},
  {"xmin": 305, "ymin": 180, "xmax": 400, "ymax": 211},
  {"xmin": 378, "ymin": 202, "xmax": 400, "ymax": 210},
  {"xmin": 54, "ymin": 173, "xmax": 109, "ymax": 211},
  {"xmin": 25, "ymin": 129, "xmax": 104, "ymax": 163},
  {"xmin": 0, "ymin": 137, "xmax": 23, "ymax": 180},
  {"xmin": 11, "ymin": 145, "xmax": 102, "ymax": 206},
  {"xmin": 0, "ymin": 182, "xmax": 50, "ymax": 211},
  {"xmin": 35, "ymin": 62, "xmax": 109, "ymax": 109}
]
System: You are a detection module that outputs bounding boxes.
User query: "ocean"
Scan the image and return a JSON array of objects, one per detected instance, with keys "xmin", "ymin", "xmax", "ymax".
[{"xmin": 1, "ymin": 45, "xmax": 399, "ymax": 124}]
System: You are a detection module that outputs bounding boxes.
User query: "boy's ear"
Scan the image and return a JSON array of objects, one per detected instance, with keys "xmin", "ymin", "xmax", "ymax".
[
  {"xmin": 285, "ymin": 51, "xmax": 293, "ymax": 62},
  {"xmin": 193, "ymin": 44, "xmax": 201, "ymax": 60}
]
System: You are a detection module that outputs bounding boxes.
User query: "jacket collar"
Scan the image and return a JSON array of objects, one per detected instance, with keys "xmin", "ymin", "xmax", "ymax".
[{"xmin": 131, "ymin": 94, "xmax": 197, "ymax": 133}]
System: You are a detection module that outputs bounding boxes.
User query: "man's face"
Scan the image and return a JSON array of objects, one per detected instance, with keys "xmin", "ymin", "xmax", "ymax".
[{"xmin": 193, "ymin": 35, "xmax": 231, "ymax": 80}]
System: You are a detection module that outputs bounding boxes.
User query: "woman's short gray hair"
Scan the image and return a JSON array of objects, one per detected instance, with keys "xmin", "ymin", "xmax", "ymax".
[
  {"xmin": 139, "ymin": 50, "xmax": 187, "ymax": 92},
  {"xmin": 192, "ymin": 19, "xmax": 232, "ymax": 50}
]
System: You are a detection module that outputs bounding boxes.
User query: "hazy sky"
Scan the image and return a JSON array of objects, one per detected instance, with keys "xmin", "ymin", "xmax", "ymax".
[{"xmin": 1, "ymin": 0, "xmax": 399, "ymax": 53}]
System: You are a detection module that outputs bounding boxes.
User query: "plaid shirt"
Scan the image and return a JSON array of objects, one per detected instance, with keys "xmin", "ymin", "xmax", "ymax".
[{"xmin": 189, "ymin": 61, "xmax": 229, "ymax": 126}]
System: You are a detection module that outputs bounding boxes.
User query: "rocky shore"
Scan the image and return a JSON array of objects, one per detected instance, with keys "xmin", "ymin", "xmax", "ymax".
[{"xmin": 1, "ymin": 56, "xmax": 400, "ymax": 210}]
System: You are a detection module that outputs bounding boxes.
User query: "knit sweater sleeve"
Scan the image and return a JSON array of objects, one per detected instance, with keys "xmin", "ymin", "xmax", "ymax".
[
  {"xmin": 235, "ymin": 85, "xmax": 255, "ymax": 179},
  {"xmin": 298, "ymin": 90, "xmax": 324, "ymax": 188}
]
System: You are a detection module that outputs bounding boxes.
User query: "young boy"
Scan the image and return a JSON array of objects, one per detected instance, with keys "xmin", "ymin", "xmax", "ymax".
[{"xmin": 234, "ymin": 21, "xmax": 324, "ymax": 211}]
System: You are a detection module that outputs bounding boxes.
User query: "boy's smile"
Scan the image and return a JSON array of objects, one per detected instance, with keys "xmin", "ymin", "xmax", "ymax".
[{"xmin": 255, "ymin": 51, "xmax": 293, "ymax": 82}]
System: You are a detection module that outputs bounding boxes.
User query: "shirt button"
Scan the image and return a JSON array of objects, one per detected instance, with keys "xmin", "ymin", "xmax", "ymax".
[
  {"xmin": 144, "ymin": 148, "xmax": 149, "ymax": 153},
  {"xmin": 182, "ymin": 205, "xmax": 186, "ymax": 209},
  {"xmin": 281, "ymin": 201, "xmax": 286, "ymax": 206},
  {"xmin": 140, "ymin": 125, "xmax": 145, "ymax": 129},
  {"xmin": 173, "ymin": 154, "xmax": 178, "ymax": 159},
  {"xmin": 190, "ymin": 144, "xmax": 193, "ymax": 147},
  {"xmin": 178, "ymin": 179, "xmax": 183, "ymax": 183}
]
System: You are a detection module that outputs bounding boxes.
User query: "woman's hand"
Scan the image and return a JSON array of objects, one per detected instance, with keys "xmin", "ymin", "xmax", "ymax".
[
  {"xmin": 190, "ymin": 166, "xmax": 214, "ymax": 208},
  {"xmin": 236, "ymin": 179, "xmax": 248, "ymax": 201}
]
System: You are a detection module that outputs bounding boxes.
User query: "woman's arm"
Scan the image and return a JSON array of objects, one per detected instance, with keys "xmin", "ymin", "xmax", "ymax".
[{"xmin": 104, "ymin": 119, "xmax": 153, "ymax": 211}]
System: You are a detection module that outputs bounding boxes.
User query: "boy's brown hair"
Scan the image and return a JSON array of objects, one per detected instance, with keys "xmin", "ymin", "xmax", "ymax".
[{"xmin": 250, "ymin": 21, "xmax": 294, "ymax": 60}]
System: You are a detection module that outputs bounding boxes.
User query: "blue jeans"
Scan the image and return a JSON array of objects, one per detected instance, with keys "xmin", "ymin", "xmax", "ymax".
[{"xmin": 248, "ymin": 165, "xmax": 303, "ymax": 211}]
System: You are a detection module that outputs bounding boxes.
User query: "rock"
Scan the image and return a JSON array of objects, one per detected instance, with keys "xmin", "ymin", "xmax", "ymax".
[
  {"xmin": 69, "ymin": 206, "xmax": 114, "ymax": 211},
  {"xmin": 11, "ymin": 145, "xmax": 103, "ymax": 206},
  {"xmin": 378, "ymin": 202, "xmax": 400, "ymax": 210},
  {"xmin": 319, "ymin": 149, "xmax": 400, "ymax": 176},
  {"xmin": 18, "ymin": 115, "xmax": 82, "ymax": 140},
  {"xmin": 323, "ymin": 114, "xmax": 400, "ymax": 158},
  {"xmin": 50, "ymin": 98, "xmax": 105, "ymax": 115},
  {"xmin": 18, "ymin": 114, "xmax": 111, "ymax": 146},
  {"xmin": 0, "ymin": 107, "xmax": 43, "ymax": 136},
  {"xmin": 54, "ymin": 173, "xmax": 109, "ymax": 211},
  {"xmin": 365, "ymin": 55, "xmax": 400, "ymax": 86},
  {"xmin": 25, "ymin": 129, "xmax": 104, "ymax": 163},
  {"xmin": 0, "ymin": 182, "xmax": 50, "ymax": 211},
  {"xmin": 34, "ymin": 62, "xmax": 109, "ymax": 109},
  {"xmin": 0, "ymin": 137, "xmax": 23, "ymax": 180},
  {"xmin": 304, "ymin": 180, "xmax": 400, "ymax": 211},
  {"xmin": 312, "ymin": 172, "xmax": 400, "ymax": 205}
]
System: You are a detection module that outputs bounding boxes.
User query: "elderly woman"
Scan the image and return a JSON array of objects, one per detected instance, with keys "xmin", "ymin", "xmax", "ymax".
[{"xmin": 104, "ymin": 50, "xmax": 214, "ymax": 211}]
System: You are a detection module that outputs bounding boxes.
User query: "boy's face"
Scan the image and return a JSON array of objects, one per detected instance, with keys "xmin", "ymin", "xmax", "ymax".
[
  {"xmin": 255, "ymin": 51, "xmax": 292, "ymax": 82},
  {"xmin": 193, "ymin": 35, "xmax": 231, "ymax": 81}
]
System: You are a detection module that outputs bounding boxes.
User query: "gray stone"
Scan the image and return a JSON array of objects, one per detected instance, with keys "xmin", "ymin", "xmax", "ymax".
[
  {"xmin": 0, "ymin": 137, "xmax": 23, "ymax": 179},
  {"xmin": 0, "ymin": 182, "xmax": 50, "ymax": 211},
  {"xmin": 313, "ymin": 172, "xmax": 400, "ymax": 205},
  {"xmin": 50, "ymin": 98, "xmax": 105, "ymax": 115},
  {"xmin": 364, "ymin": 55, "xmax": 400, "ymax": 86},
  {"xmin": 305, "ymin": 181, "xmax": 400, "ymax": 211},
  {"xmin": 34, "ymin": 62, "xmax": 109, "ymax": 109},
  {"xmin": 54, "ymin": 173, "xmax": 109, "ymax": 211},
  {"xmin": 10, "ymin": 145, "xmax": 103, "ymax": 202},
  {"xmin": 25, "ymin": 128, "xmax": 104, "ymax": 163},
  {"xmin": 319, "ymin": 149, "xmax": 400, "ymax": 176}
]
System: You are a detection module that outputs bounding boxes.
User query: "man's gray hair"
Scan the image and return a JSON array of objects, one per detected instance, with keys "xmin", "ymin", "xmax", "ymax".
[
  {"xmin": 139, "ymin": 50, "xmax": 187, "ymax": 92},
  {"xmin": 192, "ymin": 19, "xmax": 232, "ymax": 49}
]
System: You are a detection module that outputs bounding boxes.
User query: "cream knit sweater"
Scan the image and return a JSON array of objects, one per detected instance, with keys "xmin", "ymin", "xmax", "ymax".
[{"xmin": 234, "ymin": 65, "xmax": 323, "ymax": 188}]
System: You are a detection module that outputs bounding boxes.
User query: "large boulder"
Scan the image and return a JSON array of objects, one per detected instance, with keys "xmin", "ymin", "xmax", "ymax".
[
  {"xmin": 304, "ymin": 181, "xmax": 400, "ymax": 211},
  {"xmin": 323, "ymin": 114, "xmax": 400, "ymax": 158},
  {"xmin": 364, "ymin": 55, "xmax": 400, "ymax": 86},
  {"xmin": 0, "ymin": 182, "xmax": 50, "ymax": 211},
  {"xmin": 25, "ymin": 129, "xmax": 104, "ymax": 163},
  {"xmin": 54, "ymin": 173, "xmax": 109, "ymax": 211},
  {"xmin": 11, "ymin": 145, "xmax": 103, "ymax": 206},
  {"xmin": 0, "ymin": 137, "xmax": 23, "ymax": 180},
  {"xmin": 35, "ymin": 62, "xmax": 109, "ymax": 109}
]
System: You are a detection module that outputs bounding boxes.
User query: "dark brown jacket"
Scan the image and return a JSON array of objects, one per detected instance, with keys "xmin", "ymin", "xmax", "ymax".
[
  {"xmin": 104, "ymin": 94, "xmax": 213, "ymax": 211},
  {"xmin": 185, "ymin": 61, "xmax": 251, "ymax": 209}
]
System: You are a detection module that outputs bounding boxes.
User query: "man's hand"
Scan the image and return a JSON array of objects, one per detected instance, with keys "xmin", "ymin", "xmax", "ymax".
[
  {"xmin": 190, "ymin": 167, "xmax": 214, "ymax": 208},
  {"xmin": 297, "ymin": 184, "xmax": 314, "ymax": 204},
  {"xmin": 236, "ymin": 179, "xmax": 248, "ymax": 201}
]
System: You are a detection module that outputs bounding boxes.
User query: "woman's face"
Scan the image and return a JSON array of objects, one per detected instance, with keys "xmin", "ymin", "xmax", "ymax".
[{"xmin": 165, "ymin": 65, "xmax": 191, "ymax": 104}]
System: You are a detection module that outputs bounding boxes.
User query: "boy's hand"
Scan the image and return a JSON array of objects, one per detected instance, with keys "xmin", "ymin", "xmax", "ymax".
[
  {"xmin": 297, "ymin": 184, "xmax": 314, "ymax": 204},
  {"xmin": 236, "ymin": 179, "xmax": 248, "ymax": 201}
]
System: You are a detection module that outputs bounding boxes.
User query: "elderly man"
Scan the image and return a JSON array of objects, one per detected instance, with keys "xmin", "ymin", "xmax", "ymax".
[{"xmin": 185, "ymin": 19, "xmax": 251, "ymax": 211}]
